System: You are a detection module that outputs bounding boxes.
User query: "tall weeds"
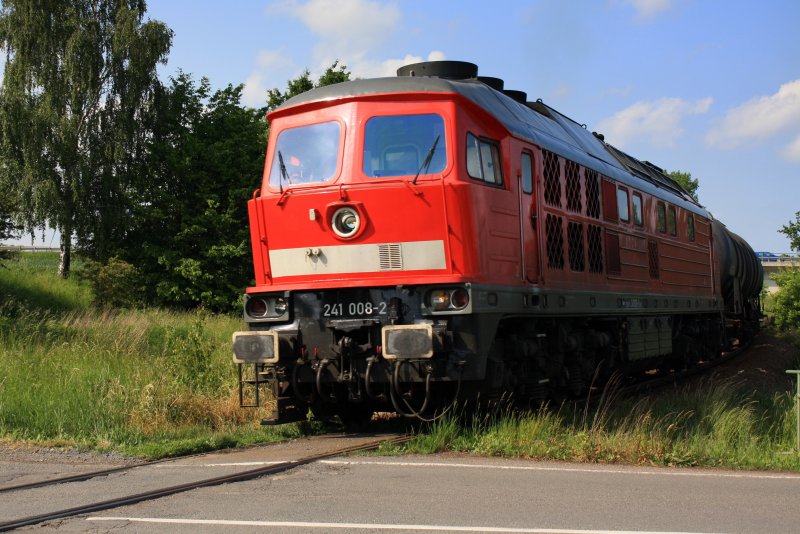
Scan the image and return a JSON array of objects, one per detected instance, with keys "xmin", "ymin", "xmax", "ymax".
[
  {"xmin": 0, "ymin": 253, "xmax": 296, "ymax": 458},
  {"xmin": 400, "ymin": 375, "xmax": 800, "ymax": 471}
]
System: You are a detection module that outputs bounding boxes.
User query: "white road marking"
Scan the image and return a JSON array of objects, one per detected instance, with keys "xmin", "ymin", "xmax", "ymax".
[
  {"xmin": 153, "ymin": 461, "xmax": 291, "ymax": 468},
  {"xmin": 87, "ymin": 517, "xmax": 724, "ymax": 534},
  {"xmin": 319, "ymin": 459, "xmax": 800, "ymax": 480}
]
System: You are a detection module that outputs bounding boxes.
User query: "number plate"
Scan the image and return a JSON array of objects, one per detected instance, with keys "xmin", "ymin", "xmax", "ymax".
[{"xmin": 322, "ymin": 291, "xmax": 387, "ymax": 318}]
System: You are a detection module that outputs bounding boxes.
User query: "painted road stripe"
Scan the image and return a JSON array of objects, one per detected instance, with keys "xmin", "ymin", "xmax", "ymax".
[
  {"xmin": 319, "ymin": 459, "xmax": 800, "ymax": 480},
  {"xmin": 87, "ymin": 517, "xmax": 724, "ymax": 534},
  {"xmin": 154, "ymin": 461, "xmax": 291, "ymax": 468}
]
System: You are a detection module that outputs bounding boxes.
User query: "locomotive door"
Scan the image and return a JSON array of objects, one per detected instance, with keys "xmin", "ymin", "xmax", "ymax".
[{"xmin": 519, "ymin": 151, "xmax": 541, "ymax": 283}]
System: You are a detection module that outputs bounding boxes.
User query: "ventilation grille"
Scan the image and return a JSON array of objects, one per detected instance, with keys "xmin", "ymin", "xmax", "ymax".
[
  {"xmin": 565, "ymin": 160, "xmax": 582, "ymax": 213},
  {"xmin": 543, "ymin": 150, "xmax": 561, "ymax": 207},
  {"xmin": 568, "ymin": 221, "xmax": 585, "ymax": 272},
  {"xmin": 585, "ymin": 169, "xmax": 600, "ymax": 219},
  {"xmin": 648, "ymin": 240, "xmax": 659, "ymax": 279},
  {"xmin": 546, "ymin": 214, "xmax": 564, "ymax": 270},
  {"xmin": 588, "ymin": 224, "xmax": 603, "ymax": 274},
  {"xmin": 379, "ymin": 244, "xmax": 403, "ymax": 271}
]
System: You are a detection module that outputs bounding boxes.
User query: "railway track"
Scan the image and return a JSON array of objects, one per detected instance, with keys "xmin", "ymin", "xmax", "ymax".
[{"xmin": 0, "ymin": 433, "xmax": 410, "ymax": 532}]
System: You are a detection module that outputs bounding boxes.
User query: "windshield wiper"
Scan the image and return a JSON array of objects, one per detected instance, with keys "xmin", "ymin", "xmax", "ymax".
[
  {"xmin": 412, "ymin": 135, "xmax": 440, "ymax": 185},
  {"xmin": 277, "ymin": 150, "xmax": 292, "ymax": 193}
]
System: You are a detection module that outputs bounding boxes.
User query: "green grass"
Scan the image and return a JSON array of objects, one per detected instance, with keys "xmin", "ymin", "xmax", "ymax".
[
  {"xmin": 381, "ymin": 370, "xmax": 800, "ymax": 471},
  {"xmin": 4, "ymin": 252, "xmax": 800, "ymax": 470},
  {"xmin": 0, "ymin": 252, "xmax": 306, "ymax": 458}
]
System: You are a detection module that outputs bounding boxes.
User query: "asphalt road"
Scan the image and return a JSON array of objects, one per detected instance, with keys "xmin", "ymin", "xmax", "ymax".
[{"xmin": 28, "ymin": 454, "xmax": 800, "ymax": 533}]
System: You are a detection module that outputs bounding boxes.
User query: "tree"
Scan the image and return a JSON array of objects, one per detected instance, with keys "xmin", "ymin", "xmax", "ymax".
[
  {"xmin": 780, "ymin": 211, "xmax": 800, "ymax": 252},
  {"xmin": 0, "ymin": 0, "xmax": 172, "ymax": 277},
  {"xmin": 0, "ymin": 189, "xmax": 20, "ymax": 265},
  {"xmin": 266, "ymin": 61, "xmax": 350, "ymax": 112},
  {"xmin": 668, "ymin": 170, "xmax": 699, "ymax": 201},
  {"xmin": 769, "ymin": 211, "xmax": 800, "ymax": 331},
  {"xmin": 118, "ymin": 74, "xmax": 266, "ymax": 311},
  {"xmin": 771, "ymin": 269, "xmax": 800, "ymax": 331}
]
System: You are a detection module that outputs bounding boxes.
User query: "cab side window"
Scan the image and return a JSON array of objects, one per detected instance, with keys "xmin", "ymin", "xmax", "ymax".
[
  {"xmin": 466, "ymin": 133, "xmax": 503, "ymax": 185},
  {"xmin": 632, "ymin": 193, "xmax": 643, "ymax": 226},
  {"xmin": 668, "ymin": 205, "xmax": 677, "ymax": 236},
  {"xmin": 521, "ymin": 153, "xmax": 533, "ymax": 194},
  {"xmin": 657, "ymin": 202, "xmax": 666, "ymax": 233},
  {"xmin": 617, "ymin": 187, "xmax": 630, "ymax": 223}
]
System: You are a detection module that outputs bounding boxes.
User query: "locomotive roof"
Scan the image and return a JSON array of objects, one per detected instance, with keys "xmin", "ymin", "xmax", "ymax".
[{"xmin": 276, "ymin": 76, "xmax": 708, "ymax": 217}]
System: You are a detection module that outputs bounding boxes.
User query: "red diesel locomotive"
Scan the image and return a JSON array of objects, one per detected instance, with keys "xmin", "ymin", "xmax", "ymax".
[{"xmin": 232, "ymin": 61, "xmax": 761, "ymax": 424}]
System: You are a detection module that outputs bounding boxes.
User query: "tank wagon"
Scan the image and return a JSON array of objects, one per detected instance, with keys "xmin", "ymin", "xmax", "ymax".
[{"xmin": 232, "ymin": 61, "xmax": 761, "ymax": 424}]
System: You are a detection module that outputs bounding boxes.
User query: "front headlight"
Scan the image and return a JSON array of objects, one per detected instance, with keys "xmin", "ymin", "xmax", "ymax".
[
  {"xmin": 245, "ymin": 294, "xmax": 290, "ymax": 320},
  {"xmin": 427, "ymin": 287, "xmax": 470, "ymax": 312},
  {"xmin": 331, "ymin": 206, "xmax": 360, "ymax": 238}
]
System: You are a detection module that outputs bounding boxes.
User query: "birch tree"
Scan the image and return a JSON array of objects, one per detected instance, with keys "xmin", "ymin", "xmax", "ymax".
[{"xmin": 0, "ymin": 0, "xmax": 171, "ymax": 277}]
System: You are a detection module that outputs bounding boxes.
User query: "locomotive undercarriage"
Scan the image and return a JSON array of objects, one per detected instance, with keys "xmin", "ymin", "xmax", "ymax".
[
  {"xmin": 235, "ymin": 286, "xmax": 740, "ymax": 425},
  {"xmin": 482, "ymin": 313, "xmax": 728, "ymax": 408}
]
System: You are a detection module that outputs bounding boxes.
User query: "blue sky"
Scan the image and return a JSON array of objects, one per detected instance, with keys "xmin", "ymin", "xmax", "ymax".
[{"xmin": 6, "ymin": 0, "xmax": 800, "ymax": 252}]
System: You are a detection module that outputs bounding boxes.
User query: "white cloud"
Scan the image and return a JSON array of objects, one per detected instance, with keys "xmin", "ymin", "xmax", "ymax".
[
  {"xmin": 350, "ymin": 51, "xmax": 446, "ymax": 80},
  {"xmin": 782, "ymin": 135, "xmax": 800, "ymax": 162},
  {"xmin": 551, "ymin": 82, "xmax": 571, "ymax": 100},
  {"xmin": 241, "ymin": 50, "xmax": 298, "ymax": 107},
  {"xmin": 705, "ymin": 79, "xmax": 800, "ymax": 156},
  {"xmin": 625, "ymin": 0, "xmax": 673, "ymax": 20},
  {"xmin": 274, "ymin": 0, "xmax": 401, "ymax": 67},
  {"xmin": 244, "ymin": 1, "xmax": 445, "ymax": 106},
  {"xmin": 596, "ymin": 96, "xmax": 713, "ymax": 149}
]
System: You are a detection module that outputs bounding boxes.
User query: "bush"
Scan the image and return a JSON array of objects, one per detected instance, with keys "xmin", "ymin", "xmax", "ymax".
[
  {"xmin": 771, "ymin": 268, "xmax": 800, "ymax": 331},
  {"xmin": 77, "ymin": 257, "xmax": 141, "ymax": 308}
]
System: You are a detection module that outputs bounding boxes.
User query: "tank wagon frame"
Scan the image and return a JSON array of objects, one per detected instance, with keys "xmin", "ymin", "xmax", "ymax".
[{"xmin": 232, "ymin": 61, "xmax": 761, "ymax": 424}]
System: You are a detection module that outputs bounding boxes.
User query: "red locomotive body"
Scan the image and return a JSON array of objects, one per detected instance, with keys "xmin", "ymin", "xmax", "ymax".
[{"xmin": 233, "ymin": 61, "xmax": 761, "ymax": 424}]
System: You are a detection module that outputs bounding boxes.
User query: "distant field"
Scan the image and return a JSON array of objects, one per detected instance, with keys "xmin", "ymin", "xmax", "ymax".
[{"xmin": 0, "ymin": 252, "xmax": 302, "ymax": 458}]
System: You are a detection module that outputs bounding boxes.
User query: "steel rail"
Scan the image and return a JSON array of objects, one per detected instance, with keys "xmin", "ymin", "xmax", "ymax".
[
  {"xmin": 0, "ymin": 439, "xmax": 283, "ymax": 494},
  {"xmin": 1, "ymin": 459, "xmax": 158, "ymax": 494},
  {"xmin": 0, "ymin": 434, "xmax": 410, "ymax": 532}
]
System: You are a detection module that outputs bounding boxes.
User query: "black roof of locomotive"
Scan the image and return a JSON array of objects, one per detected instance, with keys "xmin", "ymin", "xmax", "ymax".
[{"xmin": 275, "ymin": 75, "xmax": 706, "ymax": 217}]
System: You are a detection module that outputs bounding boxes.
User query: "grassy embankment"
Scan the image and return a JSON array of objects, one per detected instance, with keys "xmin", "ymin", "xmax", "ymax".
[
  {"xmin": 383, "ymin": 333, "xmax": 800, "ymax": 470},
  {"xmin": 0, "ymin": 252, "xmax": 304, "ymax": 458},
  {"xmin": 386, "ymin": 375, "xmax": 800, "ymax": 471},
  {"xmin": 3, "ymin": 252, "xmax": 800, "ymax": 470}
]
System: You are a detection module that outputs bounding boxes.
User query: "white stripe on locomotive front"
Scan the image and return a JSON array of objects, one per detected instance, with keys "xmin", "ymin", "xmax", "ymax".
[{"xmin": 268, "ymin": 239, "xmax": 446, "ymax": 277}]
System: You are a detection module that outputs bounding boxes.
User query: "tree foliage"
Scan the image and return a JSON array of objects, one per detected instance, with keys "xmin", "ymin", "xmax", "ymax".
[
  {"xmin": 770, "ymin": 269, "xmax": 800, "ymax": 331},
  {"xmin": 266, "ymin": 61, "xmax": 350, "ymax": 112},
  {"xmin": 780, "ymin": 211, "xmax": 800, "ymax": 252},
  {"xmin": 0, "ymin": 188, "xmax": 20, "ymax": 264},
  {"xmin": 108, "ymin": 73, "xmax": 267, "ymax": 311},
  {"xmin": 768, "ymin": 212, "xmax": 800, "ymax": 331},
  {"xmin": 0, "ymin": 0, "xmax": 172, "ymax": 277},
  {"xmin": 668, "ymin": 170, "xmax": 699, "ymax": 201}
]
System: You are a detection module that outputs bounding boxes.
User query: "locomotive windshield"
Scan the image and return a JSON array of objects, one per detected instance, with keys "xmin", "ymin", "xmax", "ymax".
[
  {"xmin": 363, "ymin": 114, "xmax": 446, "ymax": 178},
  {"xmin": 269, "ymin": 121, "xmax": 341, "ymax": 188}
]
